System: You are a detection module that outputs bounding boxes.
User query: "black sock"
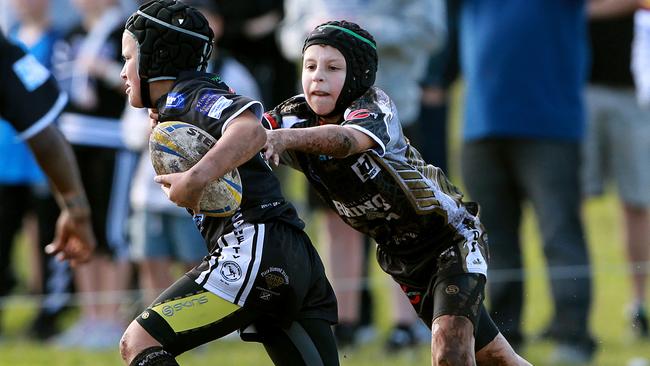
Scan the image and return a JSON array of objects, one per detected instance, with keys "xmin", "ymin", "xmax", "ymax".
[{"xmin": 130, "ymin": 347, "xmax": 179, "ymax": 366}]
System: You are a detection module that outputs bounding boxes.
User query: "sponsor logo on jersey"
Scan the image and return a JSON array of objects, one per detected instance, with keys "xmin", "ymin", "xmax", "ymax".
[
  {"xmin": 165, "ymin": 92, "xmax": 185, "ymax": 109},
  {"xmin": 331, "ymin": 193, "xmax": 398, "ymax": 220},
  {"xmin": 160, "ymin": 295, "xmax": 209, "ymax": 316},
  {"xmin": 445, "ymin": 285, "xmax": 460, "ymax": 295},
  {"xmin": 220, "ymin": 261, "xmax": 243, "ymax": 282},
  {"xmin": 261, "ymin": 267, "xmax": 289, "ymax": 289},
  {"xmin": 208, "ymin": 96, "xmax": 233, "ymax": 119},
  {"xmin": 346, "ymin": 108, "xmax": 375, "ymax": 120},
  {"xmin": 464, "ymin": 241, "xmax": 487, "ymax": 275},
  {"xmin": 196, "ymin": 92, "xmax": 233, "ymax": 120},
  {"xmin": 13, "ymin": 53, "xmax": 50, "ymax": 92},
  {"xmin": 351, "ymin": 154, "xmax": 381, "ymax": 182}
]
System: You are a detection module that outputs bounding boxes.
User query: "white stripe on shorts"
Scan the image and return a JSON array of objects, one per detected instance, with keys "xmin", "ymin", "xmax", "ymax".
[{"xmin": 197, "ymin": 223, "xmax": 265, "ymax": 307}]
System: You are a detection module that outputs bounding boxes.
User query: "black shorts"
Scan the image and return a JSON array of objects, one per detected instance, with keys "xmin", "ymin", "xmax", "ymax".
[
  {"xmin": 377, "ymin": 215, "xmax": 496, "ymax": 345},
  {"xmin": 377, "ymin": 237, "xmax": 499, "ymax": 352},
  {"xmin": 135, "ymin": 221, "xmax": 337, "ymax": 355}
]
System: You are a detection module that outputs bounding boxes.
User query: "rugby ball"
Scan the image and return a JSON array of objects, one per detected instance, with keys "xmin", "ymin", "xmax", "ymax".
[{"xmin": 149, "ymin": 121, "xmax": 243, "ymax": 217}]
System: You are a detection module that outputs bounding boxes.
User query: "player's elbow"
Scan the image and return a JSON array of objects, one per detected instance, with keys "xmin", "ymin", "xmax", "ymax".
[{"xmin": 251, "ymin": 124, "xmax": 267, "ymax": 148}]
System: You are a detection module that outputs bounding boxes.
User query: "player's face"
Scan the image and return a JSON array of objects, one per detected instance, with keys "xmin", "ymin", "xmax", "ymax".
[
  {"xmin": 302, "ymin": 45, "xmax": 346, "ymax": 119},
  {"xmin": 120, "ymin": 32, "xmax": 142, "ymax": 108}
]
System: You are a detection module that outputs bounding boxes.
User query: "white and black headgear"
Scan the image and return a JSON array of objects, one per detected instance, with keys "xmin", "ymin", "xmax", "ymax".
[
  {"xmin": 302, "ymin": 20, "xmax": 378, "ymax": 117},
  {"xmin": 125, "ymin": 0, "xmax": 214, "ymax": 107}
]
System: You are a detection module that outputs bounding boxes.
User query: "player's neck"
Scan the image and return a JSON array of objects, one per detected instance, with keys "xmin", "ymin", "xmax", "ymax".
[
  {"xmin": 319, "ymin": 114, "xmax": 343, "ymax": 125},
  {"xmin": 149, "ymin": 80, "xmax": 175, "ymax": 106}
]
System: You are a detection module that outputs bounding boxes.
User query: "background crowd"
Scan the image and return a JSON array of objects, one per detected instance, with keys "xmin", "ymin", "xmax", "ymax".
[{"xmin": 0, "ymin": 0, "xmax": 649, "ymax": 364}]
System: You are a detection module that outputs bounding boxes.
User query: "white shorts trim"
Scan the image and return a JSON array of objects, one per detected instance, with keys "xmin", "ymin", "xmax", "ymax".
[{"xmin": 195, "ymin": 223, "xmax": 265, "ymax": 307}]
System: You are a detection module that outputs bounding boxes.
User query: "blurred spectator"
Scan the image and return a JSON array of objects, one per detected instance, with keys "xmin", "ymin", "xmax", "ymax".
[
  {"xmin": 459, "ymin": 0, "xmax": 596, "ymax": 363},
  {"xmin": 585, "ymin": 0, "xmax": 650, "ymax": 338},
  {"xmin": 215, "ymin": 0, "xmax": 295, "ymax": 109},
  {"xmin": 50, "ymin": 0, "xmax": 135, "ymax": 349},
  {"xmin": 0, "ymin": 29, "xmax": 96, "ymax": 332},
  {"xmin": 633, "ymin": 1, "xmax": 650, "ymax": 107},
  {"xmin": 277, "ymin": 0, "xmax": 446, "ymax": 350},
  {"xmin": 412, "ymin": 0, "xmax": 460, "ymax": 174},
  {"xmin": 3, "ymin": 0, "xmax": 74, "ymax": 341},
  {"xmin": 0, "ymin": 0, "xmax": 51, "ymax": 330}
]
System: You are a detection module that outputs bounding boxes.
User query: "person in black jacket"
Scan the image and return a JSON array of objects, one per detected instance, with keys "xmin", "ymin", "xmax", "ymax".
[{"xmin": 0, "ymin": 32, "xmax": 95, "ymax": 266}]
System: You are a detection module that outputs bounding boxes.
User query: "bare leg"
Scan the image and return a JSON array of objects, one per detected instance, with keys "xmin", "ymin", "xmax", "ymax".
[
  {"xmin": 119, "ymin": 320, "xmax": 162, "ymax": 364},
  {"xmin": 476, "ymin": 332, "xmax": 532, "ymax": 366},
  {"xmin": 98, "ymin": 258, "xmax": 132, "ymax": 322},
  {"xmin": 323, "ymin": 211, "xmax": 364, "ymax": 325},
  {"xmin": 622, "ymin": 203, "xmax": 650, "ymax": 305},
  {"xmin": 139, "ymin": 259, "xmax": 175, "ymax": 306},
  {"xmin": 431, "ymin": 315, "xmax": 475, "ymax": 366}
]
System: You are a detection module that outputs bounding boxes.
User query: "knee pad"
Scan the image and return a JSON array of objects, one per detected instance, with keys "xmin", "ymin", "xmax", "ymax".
[
  {"xmin": 130, "ymin": 347, "xmax": 179, "ymax": 366},
  {"xmin": 432, "ymin": 273, "xmax": 486, "ymax": 330}
]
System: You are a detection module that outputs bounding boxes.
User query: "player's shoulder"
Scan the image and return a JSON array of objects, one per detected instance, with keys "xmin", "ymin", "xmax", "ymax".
[
  {"xmin": 264, "ymin": 94, "xmax": 314, "ymax": 129},
  {"xmin": 354, "ymin": 86, "xmax": 392, "ymax": 109},
  {"xmin": 277, "ymin": 94, "xmax": 308, "ymax": 112},
  {"xmin": 166, "ymin": 72, "xmax": 238, "ymax": 108},
  {"xmin": 174, "ymin": 71, "xmax": 232, "ymax": 93},
  {"xmin": 344, "ymin": 87, "xmax": 393, "ymax": 120}
]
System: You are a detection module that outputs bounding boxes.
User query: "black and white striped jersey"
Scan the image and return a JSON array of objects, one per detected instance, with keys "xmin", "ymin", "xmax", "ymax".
[
  {"xmin": 156, "ymin": 71, "xmax": 304, "ymax": 251},
  {"xmin": 265, "ymin": 87, "xmax": 487, "ymax": 275}
]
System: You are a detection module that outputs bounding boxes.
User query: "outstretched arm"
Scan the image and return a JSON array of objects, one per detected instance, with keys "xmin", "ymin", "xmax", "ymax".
[
  {"xmin": 264, "ymin": 124, "xmax": 376, "ymax": 166},
  {"xmin": 155, "ymin": 109, "xmax": 266, "ymax": 211},
  {"xmin": 27, "ymin": 125, "xmax": 95, "ymax": 266}
]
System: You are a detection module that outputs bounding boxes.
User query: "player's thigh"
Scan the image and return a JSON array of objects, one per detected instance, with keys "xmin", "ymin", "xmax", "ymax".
[
  {"xmin": 258, "ymin": 318, "xmax": 339, "ymax": 366},
  {"xmin": 610, "ymin": 97, "xmax": 650, "ymax": 206},
  {"xmin": 134, "ymin": 274, "xmax": 260, "ymax": 356}
]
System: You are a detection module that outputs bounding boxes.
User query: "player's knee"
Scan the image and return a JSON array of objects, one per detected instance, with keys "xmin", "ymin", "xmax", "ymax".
[
  {"xmin": 120, "ymin": 321, "xmax": 165, "ymax": 364},
  {"xmin": 119, "ymin": 329, "xmax": 134, "ymax": 362},
  {"xmin": 432, "ymin": 315, "xmax": 475, "ymax": 366},
  {"xmin": 433, "ymin": 347, "xmax": 473, "ymax": 366},
  {"xmin": 432, "ymin": 314, "xmax": 474, "ymax": 339}
]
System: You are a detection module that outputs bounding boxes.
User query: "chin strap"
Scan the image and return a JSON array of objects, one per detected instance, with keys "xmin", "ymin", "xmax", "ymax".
[{"xmin": 140, "ymin": 77, "xmax": 153, "ymax": 108}]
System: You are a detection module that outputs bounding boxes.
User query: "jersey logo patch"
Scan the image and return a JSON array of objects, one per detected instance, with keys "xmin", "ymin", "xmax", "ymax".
[
  {"xmin": 261, "ymin": 267, "xmax": 289, "ymax": 289},
  {"xmin": 165, "ymin": 92, "xmax": 185, "ymax": 109},
  {"xmin": 346, "ymin": 109, "xmax": 372, "ymax": 120},
  {"xmin": 13, "ymin": 54, "xmax": 50, "ymax": 92},
  {"xmin": 220, "ymin": 261, "xmax": 243, "ymax": 282},
  {"xmin": 207, "ymin": 96, "xmax": 233, "ymax": 119},
  {"xmin": 351, "ymin": 154, "xmax": 380, "ymax": 182},
  {"xmin": 196, "ymin": 92, "xmax": 232, "ymax": 120}
]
